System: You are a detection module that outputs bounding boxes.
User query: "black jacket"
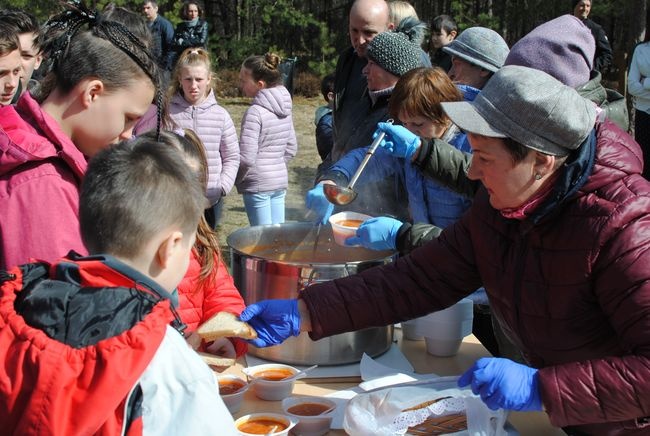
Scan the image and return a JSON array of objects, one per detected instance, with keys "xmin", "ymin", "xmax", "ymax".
[
  {"xmin": 582, "ymin": 18, "xmax": 613, "ymax": 72},
  {"xmin": 171, "ymin": 19, "xmax": 208, "ymax": 66}
]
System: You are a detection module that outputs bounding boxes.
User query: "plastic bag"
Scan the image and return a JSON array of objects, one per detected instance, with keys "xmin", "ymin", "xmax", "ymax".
[{"xmin": 343, "ymin": 376, "xmax": 508, "ymax": 435}]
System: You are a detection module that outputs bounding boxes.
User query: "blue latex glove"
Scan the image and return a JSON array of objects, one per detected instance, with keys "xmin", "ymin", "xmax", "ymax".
[
  {"xmin": 458, "ymin": 357, "xmax": 542, "ymax": 412},
  {"xmin": 239, "ymin": 299, "xmax": 301, "ymax": 348},
  {"xmin": 375, "ymin": 122, "xmax": 421, "ymax": 160},
  {"xmin": 345, "ymin": 216, "xmax": 402, "ymax": 250},
  {"xmin": 305, "ymin": 184, "xmax": 334, "ymax": 225}
]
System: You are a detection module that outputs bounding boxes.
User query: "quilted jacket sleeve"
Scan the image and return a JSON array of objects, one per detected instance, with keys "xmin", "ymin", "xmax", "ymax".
[
  {"xmin": 284, "ymin": 115, "xmax": 298, "ymax": 162},
  {"xmin": 395, "ymin": 222, "xmax": 444, "ymax": 255},
  {"xmin": 237, "ymin": 107, "xmax": 261, "ymax": 180},
  {"xmin": 300, "ymin": 213, "xmax": 482, "ymax": 340},
  {"xmin": 201, "ymin": 259, "xmax": 248, "ymax": 357},
  {"xmin": 538, "ymin": 189, "xmax": 650, "ymax": 427},
  {"xmin": 414, "ymin": 138, "xmax": 478, "ymax": 198},
  {"xmin": 218, "ymin": 113, "xmax": 240, "ymax": 196}
]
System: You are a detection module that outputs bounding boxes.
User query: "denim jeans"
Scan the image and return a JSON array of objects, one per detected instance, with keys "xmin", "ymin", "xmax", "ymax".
[
  {"xmin": 204, "ymin": 197, "xmax": 224, "ymax": 229},
  {"xmin": 243, "ymin": 190, "xmax": 286, "ymax": 226}
]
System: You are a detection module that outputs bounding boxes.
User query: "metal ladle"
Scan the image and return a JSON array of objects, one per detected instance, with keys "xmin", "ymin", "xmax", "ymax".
[{"xmin": 323, "ymin": 119, "xmax": 394, "ymax": 205}]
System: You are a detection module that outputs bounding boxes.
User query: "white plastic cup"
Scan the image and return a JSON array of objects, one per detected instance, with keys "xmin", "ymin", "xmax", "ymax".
[
  {"xmin": 416, "ymin": 299, "xmax": 474, "ymax": 357},
  {"xmin": 401, "ymin": 319, "xmax": 424, "ymax": 341},
  {"xmin": 328, "ymin": 211, "xmax": 372, "ymax": 246}
]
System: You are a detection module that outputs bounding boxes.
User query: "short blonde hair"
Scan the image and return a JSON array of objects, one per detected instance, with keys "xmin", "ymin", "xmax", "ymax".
[{"xmin": 388, "ymin": 1, "xmax": 418, "ymax": 26}]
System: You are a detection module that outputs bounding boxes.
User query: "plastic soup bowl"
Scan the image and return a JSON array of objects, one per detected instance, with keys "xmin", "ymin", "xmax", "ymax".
[
  {"xmin": 244, "ymin": 363, "xmax": 299, "ymax": 401},
  {"xmin": 281, "ymin": 396, "xmax": 337, "ymax": 436},
  {"xmin": 216, "ymin": 374, "xmax": 249, "ymax": 414},
  {"xmin": 235, "ymin": 413, "xmax": 297, "ymax": 436},
  {"xmin": 328, "ymin": 211, "xmax": 372, "ymax": 246}
]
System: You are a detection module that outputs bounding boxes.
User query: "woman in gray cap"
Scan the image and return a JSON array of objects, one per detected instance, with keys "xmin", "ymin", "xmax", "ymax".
[{"xmin": 240, "ymin": 65, "xmax": 650, "ymax": 435}]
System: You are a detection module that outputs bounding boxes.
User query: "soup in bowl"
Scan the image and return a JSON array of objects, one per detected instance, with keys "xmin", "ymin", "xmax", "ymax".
[
  {"xmin": 216, "ymin": 374, "xmax": 249, "ymax": 414},
  {"xmin": 328, "ymin": 211, "xmax": 372, "ymax": 246},
  {"xmin": 282, "ymin": 396, "xmax": 337, "ymax": 436},
  {"xmin": 235, "ymin": 413, "xmax": 297, "ymax": 436},
  {"xmin": 243, "ymin": 363, "xmax": 299, "ymax": 401}
]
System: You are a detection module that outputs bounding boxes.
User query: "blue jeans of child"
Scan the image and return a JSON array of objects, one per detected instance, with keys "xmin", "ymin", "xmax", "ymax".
[{"xmin": 243, "ymin": 190, "xmax": 286, "ymax": 226}]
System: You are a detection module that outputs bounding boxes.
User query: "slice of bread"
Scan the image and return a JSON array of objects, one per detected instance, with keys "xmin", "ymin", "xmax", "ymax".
[
  {"xmin": 197, "ymin": 311, "xmax": 258, "ymax": 342},
  {"xmin": 197, "ymin": 351, "xmax": 236, "ymax": 367}
]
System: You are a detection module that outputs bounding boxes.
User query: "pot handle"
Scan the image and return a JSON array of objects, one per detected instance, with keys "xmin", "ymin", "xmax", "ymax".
[{"xmin": 298, "ymin": 264, "xmax": 355, "ymax": 289}]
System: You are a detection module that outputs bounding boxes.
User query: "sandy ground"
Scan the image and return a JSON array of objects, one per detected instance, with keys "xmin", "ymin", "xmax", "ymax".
[{"xmin": 217, "ymin": 96, "xmax": 323, "ymax": 251}]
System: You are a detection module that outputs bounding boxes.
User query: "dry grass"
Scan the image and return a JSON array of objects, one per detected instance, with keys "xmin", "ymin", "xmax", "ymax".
[{"xmin": 217, "ymin": 96, "xmax": 324, "ymax": 250}]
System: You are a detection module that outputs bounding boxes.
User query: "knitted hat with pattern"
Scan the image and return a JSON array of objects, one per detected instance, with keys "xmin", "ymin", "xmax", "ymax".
[{"xmin": 366, "ymin": 16, "xmax": 426, "ymax": 77}]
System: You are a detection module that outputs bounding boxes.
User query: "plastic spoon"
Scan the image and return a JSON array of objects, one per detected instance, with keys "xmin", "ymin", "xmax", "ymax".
[{"xmin": 282, "ymin": 364, "xmax": 318, "ymax": 381}]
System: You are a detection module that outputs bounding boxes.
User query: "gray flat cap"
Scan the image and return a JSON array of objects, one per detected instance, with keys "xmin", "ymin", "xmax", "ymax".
[
  {"xmin": 441, "ymin": 65, "xmax": 596, "ymax": 156},
  {"xmin": 443, "ymin": 27, "xmax": 509, "ymax": 73}
]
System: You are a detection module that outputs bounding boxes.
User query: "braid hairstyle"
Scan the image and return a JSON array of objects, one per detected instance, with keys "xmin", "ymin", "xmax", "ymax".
[
  {"xmin": 38, "ymin": 0, "xmax": 164, "ymax": 137},
  {"xmin": 242, "ymin": 52, "xmax": 283, "ymax": 87}
]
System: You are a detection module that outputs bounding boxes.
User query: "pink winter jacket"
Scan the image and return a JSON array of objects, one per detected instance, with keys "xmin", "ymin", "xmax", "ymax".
[
  {"xmin": 0, "ymin": 93, "xmax": 88, "ymax": 270},
  {"xmin": 236, "ymin": 86, "xmax": 297, "ymax": 193},
  {"xmin": 169, "ymin": 91, "xmax": 240, "ymax": 205}
]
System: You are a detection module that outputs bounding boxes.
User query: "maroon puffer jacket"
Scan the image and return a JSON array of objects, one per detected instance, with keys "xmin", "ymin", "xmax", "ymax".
[{"xmin": 301, "ymin": 120, "xmax": 650, "ymax": 435}]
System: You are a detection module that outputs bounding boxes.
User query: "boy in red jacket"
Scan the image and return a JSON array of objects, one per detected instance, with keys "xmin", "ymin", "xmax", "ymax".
[{"xmin": 0, "ymin": 137, "xmax": 237, "ymax": 435}]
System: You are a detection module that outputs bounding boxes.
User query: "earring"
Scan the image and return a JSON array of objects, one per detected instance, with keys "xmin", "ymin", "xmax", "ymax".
[{"xmin": 534, "ymin": 173, "xmax": 542, "ymax": 180}]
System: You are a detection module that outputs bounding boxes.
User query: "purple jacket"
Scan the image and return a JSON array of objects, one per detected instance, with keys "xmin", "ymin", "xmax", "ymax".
[
  {"xmin": 301, "ymin": 120, "xmax": 650, "ymax": 434},
  {"xmin": 0, "ymin": 93, "xmax": 88, "ymax": 269},
  {"xmin": 169, "ymin": 91, "xmax": 240, "ymax": 205},
  {"xmin": 236, "ymin": 86, "xmax": 297, "ymax": 193}
]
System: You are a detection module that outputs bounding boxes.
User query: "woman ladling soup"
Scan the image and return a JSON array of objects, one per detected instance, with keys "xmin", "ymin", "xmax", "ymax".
[{"xmin": 240, "ymin": 65, "xmax": 650, "ymax": 434}]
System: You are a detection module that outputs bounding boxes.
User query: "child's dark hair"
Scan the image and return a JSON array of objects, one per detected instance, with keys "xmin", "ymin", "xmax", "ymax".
[
  {"xmin": 181, "ymin": 0, "xmax": 204, "ymax": 20},
  {"xmin": 80, "ymin": 134, "xmax": 206, "ymax": 257},
  {"xmin": 320, "ymin": 73, "xmax": 335, "ymax": 101},
  {"xmin": 0, "ymin": 8, "xmax": 42, "ymax": 51},
  {"xmin": 0, "ymin": 23, "xmax": 20, "ymax": 57},
  {"xmin": 37, "ymin": 1, "xmax": 161, "ymax": 132},
  {"xmin": 431, "ymin": 14, "xmax": 457, "ymax": 34},
  {"xmin": 242, "ymin": 53, "xmax": 283, "ymax": 87},
  {"xmin": 150, "ymin": 129, "xmax": 223, "ymax": 291}
]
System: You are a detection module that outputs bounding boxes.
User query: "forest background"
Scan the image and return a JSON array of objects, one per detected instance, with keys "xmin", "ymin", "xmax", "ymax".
[{"xmin": 15, "ymin": 0, "xmax": 650, "ymax": 98}]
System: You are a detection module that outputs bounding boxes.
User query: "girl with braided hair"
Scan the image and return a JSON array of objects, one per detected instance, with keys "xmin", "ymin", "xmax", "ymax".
[
  {"xmin": 236, "ymin": 52, "xmax": 297, "ymax": 225},
  {"xmin": 0, "ymin": 1, "xmax": 161, "ymax": 269}
]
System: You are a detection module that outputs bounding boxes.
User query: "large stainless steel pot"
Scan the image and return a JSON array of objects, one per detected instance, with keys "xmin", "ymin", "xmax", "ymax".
[{"xmin": 227, "ymin": 222, "xmax": 396, "ymax": 365}]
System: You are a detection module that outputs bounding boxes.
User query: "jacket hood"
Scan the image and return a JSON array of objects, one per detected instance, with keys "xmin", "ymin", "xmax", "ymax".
[
  {"xmin": 171, "ymin": 88, "xmax": 218, "ymax": 111},
  {"xmin": 13, "ymin": 253, "xmax": 180, "ymax": 348},
  {"xmin": 252, "ymin": 86, "xmax": 292, "ymax": 118},
  {"xmin": 0, "ymin": 93, "xmax": 87, "ymax": 178}
]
